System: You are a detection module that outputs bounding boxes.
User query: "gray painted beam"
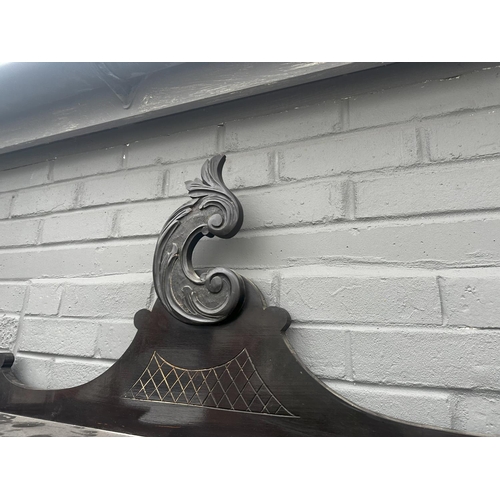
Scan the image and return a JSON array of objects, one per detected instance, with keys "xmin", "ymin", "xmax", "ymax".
[{"xmin": 0, "ymin": 62, "xmax": 388, "ymax": 155}]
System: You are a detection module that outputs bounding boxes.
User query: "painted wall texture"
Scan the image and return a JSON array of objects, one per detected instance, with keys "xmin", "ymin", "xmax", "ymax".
[{"xmin": 1, "ymin": 62, "xmax": 500, "ymax": 435}]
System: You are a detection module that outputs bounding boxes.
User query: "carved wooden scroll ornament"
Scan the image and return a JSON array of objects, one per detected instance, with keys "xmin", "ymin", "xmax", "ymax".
[{"xmin": 153, "ymin": 155, "xmax": 244, "ymax": 324}]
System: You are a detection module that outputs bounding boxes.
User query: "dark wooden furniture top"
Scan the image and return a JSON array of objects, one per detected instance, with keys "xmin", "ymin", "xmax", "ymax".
[{"xmin": 0, "ymin": 155, "xmax": 467, "ymax": 436}]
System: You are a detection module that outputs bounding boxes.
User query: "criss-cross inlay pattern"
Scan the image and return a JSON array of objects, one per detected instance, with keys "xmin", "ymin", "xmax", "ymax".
[{"xmin": 123, "ymin": 349, "xmax": 294, "ymax": 417}]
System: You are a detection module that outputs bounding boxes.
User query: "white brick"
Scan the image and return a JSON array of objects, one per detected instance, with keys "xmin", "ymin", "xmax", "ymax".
[
  {"xmin": 12, "ymin": 355, "xmax": 52, "ymax": 389},
  {"xmin": 117, "ymin": 198, "xmax": 184, "ymax": 237},
  {"xmin": 350, "ymin": 329, "xmax": 500, "ymax": 390},
  {"xmin": 225, "ymin": 101, "xmax": 341, "ymax": 151},
  {"xmin": 0, "ymin": 161, "xmax": 49, "ymax": 193},
  {"xmin": 279, "ymin": 125, "xmax": 418, "ymax": 181},
  {"xmin": 280, "ymin": 266, "xmax": 441, "ymax": 325},
  {"xmin": 428, "ymin": 109, "xmax": 500, "ymax": 161},
  {"xmin": 240, "ymin": 181, "xmax": 344, "ymax": 230},
  {"xmin": 78, "ymin": 167, "xmax": 163, "ymax": 207},
  {"xmin": 0, "ymin": 219, "xmax": 39, "ymax": 247},
  {"xmin": 11, "ymin": 182, "xmax": 77, "ymax": 216},
  {"xmin": 121, "ymin": 181, "xmax": 344, "ymax": 237},
  {"xmin": 349, "ymin": 66, "xmax": 500, "ymax": 129},
  {"xmin": 127, "ymin": 127, "xmax": 218, "ymax": 168},
  {"xmin": 167, "ymin": 160, "xmax": 204, "ymax": 198},
  {"xmin": 19, "ymin": 317, "xmax": 98, "ymax": 357},
  {"xmin": 207, "ymin": 217, "xmax": 500, "ymax": 269},
  {"xmin": 18, "ymin": 317, "xmax": 137, "ymax": 361},
  {"xmin": 53, "ymin": 147, "xmax": 123, "ymax": 181},
  {"xmin": 168, "ymin": 151, "xmax": 273, "ymax": 197},
  {"xmin": 89, "ymin": 240, "xmax": 156, "ymax": 276},
  {"xmin": 96, "ymin": 320, "xmax": 137, "ymax": 360},
  {"xmin": 237, "ymin": 269, "xmax": 277, "ymax": 306},
  {"xmin": 325, "ymin": 381, "xmax": 452, "ymax": 429},
  {"xmin": 356, "ymin": 161, "xmax": 500, "ymax": 218},
  {"xmin": 48, "ymin": 358, "xmax": 113, "ymax": 389},
  {"xmin": 455, "ymin": 394, "xmax": 500, "ymax": 436},
  {"xmin": 0, "ymin": 194, "xmax": 12, "ymax": 219},
  {"xmin": 26, "ymin": 281, "xmax": 64, "ymax": 315},
  {"xmin": 0, "ymin": 240, "xmax": 155, "ymax": 280},
  {"xmin": 0, "ymin": 246, "xmax": 96, "ymax": 280},
  {"xmin": 61, "ymin": 274, "xmax": 151, "ymax": 318},
  {"xmin": 0, "ymin": 314, "xmax": 19, "ymax": 349},
  {"xmin": 0, "ymin": 282, "xmax": 26, "ymax": 313},
  {"xmin": 286, "ymin": 326, "xmax": 346, "ymax": 379},
  {"xmin": 224, "ymin": 151, "xmax": 274, "ymax": 190},
  {"xmin": 440, "ymin": 269, "xmax": 500, "ymax": 328},
  {"xmin": 41, "ymin": 207, "xmax": 115, "ymax": 243}
]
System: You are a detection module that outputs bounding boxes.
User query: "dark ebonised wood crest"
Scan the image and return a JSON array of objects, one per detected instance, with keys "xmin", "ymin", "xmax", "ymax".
[{"xmin": 0, "ymin": 155, "xmax": 467, "ymax": 436}]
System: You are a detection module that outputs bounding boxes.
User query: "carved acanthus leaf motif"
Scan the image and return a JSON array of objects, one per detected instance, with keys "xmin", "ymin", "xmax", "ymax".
[{"xmin": 152, "ymin": 155, "xmax": 245, "ymax": 324}]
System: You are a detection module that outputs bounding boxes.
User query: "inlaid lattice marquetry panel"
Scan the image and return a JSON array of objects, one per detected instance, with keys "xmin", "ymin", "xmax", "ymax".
[{"xmin": 123, "ymin": 349, "xmax": 294, "ymax": 417}]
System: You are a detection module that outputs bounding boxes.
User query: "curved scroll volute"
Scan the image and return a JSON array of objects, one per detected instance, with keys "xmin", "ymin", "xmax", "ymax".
[{"xmin": 153, "ymin": 155, "xmax": 245, "ymax": 324}]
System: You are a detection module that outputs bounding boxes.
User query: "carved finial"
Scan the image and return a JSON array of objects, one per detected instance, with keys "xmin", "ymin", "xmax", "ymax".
[{"xmin": 152, "ymin": 155, "xmax": 245, "ymax": 324}]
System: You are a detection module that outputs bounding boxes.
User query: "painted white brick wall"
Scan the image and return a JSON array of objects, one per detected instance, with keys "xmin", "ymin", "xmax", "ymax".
[
  {"xmin": 224, "ymin": 100, "xmax": 342, "ymax": 150},
  {"xmin": 1, "ymin": 62, "xmax": 500, "ymax": 434},
  {"xmin": 355, "ymin": 160, "xmax": 500, "ymax": 218},
  {"xmin": 12, "ymin": 182, "xmax": 79, "ymax": 217},
  {"xmin": 52, "ymin": 147, "xmax": 123, "ymax": 181},
  {"xmin": 41, "ymin": 208, "xmax": 116, "ymax": 244},
  {"xmin": 0, "ymin": 161, "xmax": 49, "ymax": 193},
  {"xmin": 126, "ymin": 126, "xmax": 219, "ymax": 168},
  {"xmin": 279, "ymin": 124, "xmax": 419, "ymax": 180},
  {"xmin": 280, "ymin": 266, "xmax": 442, "ymax": 325},
  {"xmin": 0, "ymin": 283, "xmax": 26, "ymax": 313},
  {"xmin": 439, "ymin": 268, "xmax": 500, "ymax": 328},
  {"xmin": 0, "ymin": 194, "xmax": 12, "ymax": 219}
]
